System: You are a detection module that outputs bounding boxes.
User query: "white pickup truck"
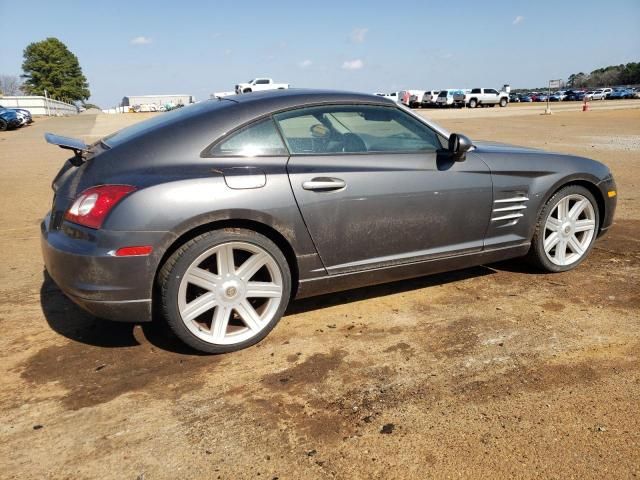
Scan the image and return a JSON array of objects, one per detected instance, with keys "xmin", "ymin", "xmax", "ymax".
[
  {"xmin": 235, "ymin": 78, "xmax": 290, "ymax": 94},
  {"xmin": 464, "ymin": 88, "xmax": 509, "ymax": 108}
]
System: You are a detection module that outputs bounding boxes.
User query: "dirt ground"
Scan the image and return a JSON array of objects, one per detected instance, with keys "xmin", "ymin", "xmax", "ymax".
[{"xmin": 0, "ymin": 103, "xmax": 638, "ymax": 479}]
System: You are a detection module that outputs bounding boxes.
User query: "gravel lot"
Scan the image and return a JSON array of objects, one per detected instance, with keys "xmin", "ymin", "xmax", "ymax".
[{"xmin": 1, "ymin": 102, "xmax": 638, "ymax": 479}]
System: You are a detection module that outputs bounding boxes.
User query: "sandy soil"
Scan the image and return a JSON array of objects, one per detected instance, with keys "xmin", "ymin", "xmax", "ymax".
[{"xmin": 0, "ymin": 104, "xmax": 638, "ymax": 479}]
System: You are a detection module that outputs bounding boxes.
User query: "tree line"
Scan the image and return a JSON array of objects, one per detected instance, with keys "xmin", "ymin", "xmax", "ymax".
[{"xmin": 568, "ymin": 62, "xmax": 640, "ymax": 88}]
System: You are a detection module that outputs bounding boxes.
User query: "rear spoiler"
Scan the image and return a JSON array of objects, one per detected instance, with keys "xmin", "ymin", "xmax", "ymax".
[
  {"xmin": 45, "ymin": 132, "xmax": 89, "ymax": 154},
  {"xmin": 45, "ymin": 133, "xmax": 89, "ymax": 165}
]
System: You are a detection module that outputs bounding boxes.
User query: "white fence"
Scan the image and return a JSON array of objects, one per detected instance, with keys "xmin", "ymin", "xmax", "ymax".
[{"xmin": 0, "ymin": 96, "xmax": 78, "ymax": 116}]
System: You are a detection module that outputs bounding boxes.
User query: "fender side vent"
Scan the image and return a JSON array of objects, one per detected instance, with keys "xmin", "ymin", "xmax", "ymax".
[{"xmin": 492, "ymin": 196, "xmax": 529, "ymax": 227}]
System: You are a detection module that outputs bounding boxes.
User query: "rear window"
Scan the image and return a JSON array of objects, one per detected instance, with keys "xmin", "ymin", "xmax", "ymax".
[{"xmin": 102, "ymin": 100, "xmax": 231, "ymax": 148}]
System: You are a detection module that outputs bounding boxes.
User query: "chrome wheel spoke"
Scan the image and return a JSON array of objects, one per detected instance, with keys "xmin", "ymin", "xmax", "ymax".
[
  {"xmin": 246, "ymin": 282, "xmax": 282, "ymax": 298},
  {"xmin": 568, "ymin": 235, "xmax": 585, "ymax": 256},
  {"xmin": 234, "ymin": 300, "xmax": 262, "ymax": 331},
  {"xmin": 186, "ymin": 267, "xmax": 220, "ymax": 291},
  {"xmin": 574, "ymin": 219, "xmax": 595, "ymax": 232},
  {"xmin": 217, "ymin": 244, "xmax": 236, "ymax": 276},
  {"xmin": 182, "ymin": 292, "xmax": 217, "ymax": 322},
  {"xmin": 546, "ymin": 216, "xmax": 562, "ymax": 232},
  {"xmin": 557, "ymin": 197, "xmax": 570, "ymax": 221},
  {"xmin": 211, "ymin": 305, "xmax": 232, "ymax": 341},
  {"xmin": 568, "ymin": 199, "xmax": 587, "ymax": 220},
  {"xmin": 554, "ymin": 238, "xmax": 567, "ymax": 264},
  {"xmin": 544, "ymin": 231, "xmax": 560, "ymax": 253},
  {"xmin": 236, "ymin": 252, "xmax": 267, "ymax": 281}
]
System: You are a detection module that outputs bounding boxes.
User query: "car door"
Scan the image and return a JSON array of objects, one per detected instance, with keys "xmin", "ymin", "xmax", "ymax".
[
  {"xmin": 485, "ymin": 88, "xmax": 499, "ymax": 104},
  {"xmin": 273, "ymin": 104, "xmax": 493, "ymax": 274}
]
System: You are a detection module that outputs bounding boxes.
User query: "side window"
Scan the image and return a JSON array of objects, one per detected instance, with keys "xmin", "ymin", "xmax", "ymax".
[
  {"xmin": 273, "ymin": 105, "xmax": 442, "ymax": 155},
  {"xmin": 208, "ymin": 118, "xmax": 288, "ymax": 157},
  {"xmin": 486, "ymin": 89, "xmax": 498, "ymax": 95},
  {"xmin": 471, "ymin": 88, "xmax": 482, "ymax": 94},
  {"xmin": 256, "ymin": 79, "xmax": 270, "ymax": 85}
]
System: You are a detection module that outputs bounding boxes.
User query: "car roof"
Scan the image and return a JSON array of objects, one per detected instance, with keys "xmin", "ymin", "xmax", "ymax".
[{"xmin": 226, "ymin": 89, "xmax": 397, "ymax": 109}]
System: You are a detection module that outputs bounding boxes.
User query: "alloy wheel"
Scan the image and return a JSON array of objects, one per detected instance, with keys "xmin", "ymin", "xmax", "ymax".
[
  {"xmin": 543, "ymin": 194, "xmax": 596, "ymax": 266},
  {"xmin": 177, "ymin": 241, "xmax": 284, "ymax": 345}
]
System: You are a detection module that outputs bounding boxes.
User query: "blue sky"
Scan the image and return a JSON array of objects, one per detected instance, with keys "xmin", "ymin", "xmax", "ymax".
[{"xmin": 1, "ymin": 0, "xmax": 638, "ymax": 106}]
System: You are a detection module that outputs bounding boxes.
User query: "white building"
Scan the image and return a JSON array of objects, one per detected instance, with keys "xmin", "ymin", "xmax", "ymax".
[{"xmin": 122, "ymin": 94, "xmax": 195, "ymax": 107}]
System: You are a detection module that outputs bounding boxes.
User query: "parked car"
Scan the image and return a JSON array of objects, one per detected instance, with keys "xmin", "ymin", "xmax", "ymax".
[
  {"xmin": 508, "ymin": 93, "xmax": 520, "ymax": 103},
  {"xmin": 589, "ymin": 89, "xmax": 607, "ymax": 100},
  {"xmin": 465, "ymin": 88, "xmax": 509, "ymax": 108},
  {"xmin": 435, "ymin": 89, "xmax": 465, "ymax": 107},
  {"xmin": 564, "ymin": 90, "xmax": 586, "ymax": 101},
  {"xmin": 406, "ymin": 90, "xmax": 426, "ymax": 108},
  {"xmin": 421, "ymin": 90, "xmax": 440, "ymax": 106},
  {"xmin": 549, "ymin": 91, "xmax": 567, "ymax": 101},
  {"xmin": 531, "ymin": 93, "xmax": 549, "ymax": 102},
  {"xmin": 0, "ymin": 105, "xmax": 33, "ymax": 124},
  {"xmin": 375, "ymin": 92, "xmax": 401, "ymax": 103},
  {"xmin": 609, "ymin": 88, "xmax": 636, "ymax": 99},
  {"xmin": 518, "ymin": 94, "xmax": 533, "ymax": 102},
  {"xmin": 235, "ymin": 78, "xmax": 289, "ymax": 94},
  {"xmin": 0, "ymin": 109, "xmax": 22, "ymax": 130},
  {"xmin": 41, "ymin": 89, "xmax": 617, "ymax": 353}
]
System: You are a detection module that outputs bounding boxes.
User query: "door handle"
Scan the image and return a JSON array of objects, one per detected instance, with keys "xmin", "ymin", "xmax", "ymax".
[{"xmin": 302, "ymin": 177, "xmax": 346, "ymax": 191}]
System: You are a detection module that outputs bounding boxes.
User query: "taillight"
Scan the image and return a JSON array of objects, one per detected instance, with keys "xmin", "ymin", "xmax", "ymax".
[{"xmin": 65, "ymin": 185, "xmax": 136, "ymax": 229}]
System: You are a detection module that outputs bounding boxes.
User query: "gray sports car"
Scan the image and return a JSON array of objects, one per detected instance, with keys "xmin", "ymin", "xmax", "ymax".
[{"xmin": 41, "ymin": 90, "xmax": 617, "ymax": 353}]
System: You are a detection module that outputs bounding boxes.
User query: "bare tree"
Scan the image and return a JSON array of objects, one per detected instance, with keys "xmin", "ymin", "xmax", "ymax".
[{"xmin": 0, "ymin": 75, "xmax": 24, "ymax": 96}]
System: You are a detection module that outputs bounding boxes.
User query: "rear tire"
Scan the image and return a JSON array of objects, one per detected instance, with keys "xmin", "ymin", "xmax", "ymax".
[
  {"xmin": 158, "ymin": 228, "xmax": 291, "ymax": 353},
  {"xmin": 527, "ymin": 185, "xmax": 599, "ymax": 273},
  {"xmin": 0, "ymin": 119, "xmax": 7, "ymax": 131}
]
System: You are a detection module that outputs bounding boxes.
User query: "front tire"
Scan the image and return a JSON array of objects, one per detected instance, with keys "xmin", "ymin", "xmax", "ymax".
[
  {"xmin": 527, "ymin": 185, "xmax": 599, "ymax": 272},
  {"xmin": 0, "ymin": 119, "xmax": 7, "ymax": 131},
  {"xmin": 158, "ymin": 229, "xmax": 291, "ymax": 353},
  {"xmin": 499, "ymin": 98, "xmax": 507, "ymax": 107}
]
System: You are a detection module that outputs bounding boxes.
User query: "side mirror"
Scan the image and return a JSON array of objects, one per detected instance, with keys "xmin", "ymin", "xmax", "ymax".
[{"xmin": 448, "ymin": 133, "xmax": 473, "ymax": 161}]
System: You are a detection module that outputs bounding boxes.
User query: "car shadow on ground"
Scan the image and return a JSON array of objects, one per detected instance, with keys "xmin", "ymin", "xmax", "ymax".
[
  {"xmin": 286, "ymin": 265, "xmax": 496, "ymax": 314},
  {"xmin": 39, "ymin": 270, "xmax": 197, "ymax": 354},
  {"xmin": 39, "ymin": 262, "xmax": 517, "ymax": 354}
]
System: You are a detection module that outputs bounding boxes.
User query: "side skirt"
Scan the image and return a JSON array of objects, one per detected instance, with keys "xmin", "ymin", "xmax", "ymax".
[{"xmin": 295, "ymin": 243, "xmax": 531, "ymax": 299}]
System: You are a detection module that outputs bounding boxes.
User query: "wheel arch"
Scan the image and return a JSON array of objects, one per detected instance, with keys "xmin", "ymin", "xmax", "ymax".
[
  {"xmin": 153, "ymin": 218, "xmax": 300, "ymax": 304},
  {"xmin": 536, "ymin": 178, "xmax": 606, "ymax": 233}
]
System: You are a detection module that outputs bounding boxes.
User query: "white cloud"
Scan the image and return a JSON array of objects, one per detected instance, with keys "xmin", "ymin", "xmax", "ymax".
[
  {"xmin": 298, "ymin": 59, "xmax": 313, "ymax": 68},
  {"xmin": 130, "ymin": 36, "xmax": 152, "ymax": 45},
  {"xmin": 512, "ymin": 15, "xmax": 524, "ymax": 25},
  {"xmin": 350, "ymin": 27, "xmax": 368, "ymax": 44},
  {"xmin": 342, "ymin": 59, "xmax": 364, "ymax": 71}
]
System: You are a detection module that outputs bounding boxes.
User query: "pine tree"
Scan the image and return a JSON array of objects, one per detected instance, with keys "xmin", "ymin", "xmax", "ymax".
[{"xmin": 21, "ymin": 37, "xmax": 90, "ymax": 101}]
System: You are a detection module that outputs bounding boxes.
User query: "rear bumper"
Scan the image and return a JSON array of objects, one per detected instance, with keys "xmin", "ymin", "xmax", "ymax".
[{"xmin": 40, "ymin": 214, "xmax": 167, "ymax": 322}]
